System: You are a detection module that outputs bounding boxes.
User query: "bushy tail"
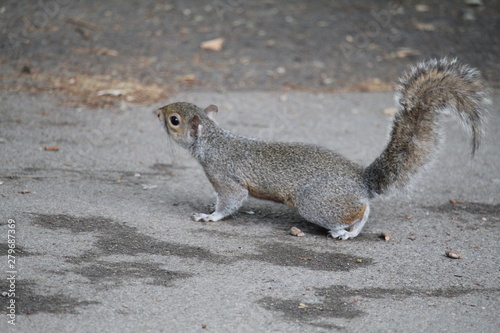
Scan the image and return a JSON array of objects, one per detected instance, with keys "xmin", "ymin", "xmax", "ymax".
[{"xmin": 363, "ymin": 58, "xmax": 489, "ymax": 197}]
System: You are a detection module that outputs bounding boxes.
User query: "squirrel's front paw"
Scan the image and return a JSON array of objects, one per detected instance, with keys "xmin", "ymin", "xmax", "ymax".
[
  {"xmin": 192, "ymin": 213, "xmax": 211, "ymax": 222},
  {"xmin": 192, "ymin": 212, "xmax": 224, "ymax": 222}
]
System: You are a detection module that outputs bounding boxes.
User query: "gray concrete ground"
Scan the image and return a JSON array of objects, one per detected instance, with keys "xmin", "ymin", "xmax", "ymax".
[{"xmin": 0, "ymin": 90, "xmax": 499, "ymax": 332}]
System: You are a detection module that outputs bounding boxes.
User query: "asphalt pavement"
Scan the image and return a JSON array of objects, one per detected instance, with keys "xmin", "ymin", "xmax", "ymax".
[
  {"xmin": 1, "ymin": 1, "xmax": 499, "ymax": 332},
  {"xmin": 0, "ymin": 90, "xmax": 499, "ymax": 332}
]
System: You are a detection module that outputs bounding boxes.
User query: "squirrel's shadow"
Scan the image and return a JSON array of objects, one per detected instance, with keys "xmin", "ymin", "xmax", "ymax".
[
  {"xmin": 190, "ymin": 200, "xmax": 382, "ymax": 242},
  {"xmin": 235, "ymin": 202, "xmax": 381, "ymax": 242}
]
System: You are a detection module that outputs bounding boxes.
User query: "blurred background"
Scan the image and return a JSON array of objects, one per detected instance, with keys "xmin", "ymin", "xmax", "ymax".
[{"xmin": 1, "ymin": 0, "xmax": 498, "ymax": 109}]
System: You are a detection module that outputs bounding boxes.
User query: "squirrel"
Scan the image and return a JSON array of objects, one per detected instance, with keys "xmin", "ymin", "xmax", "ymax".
[{"xmin": 156, "ymin": 58, "xmax": 489, "ymax": 239}]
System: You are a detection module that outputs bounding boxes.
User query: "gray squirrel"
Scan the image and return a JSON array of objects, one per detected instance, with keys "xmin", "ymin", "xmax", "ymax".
[{"xmin": 156, "ymin": 58, "xmax": 489, "ymax": 239}]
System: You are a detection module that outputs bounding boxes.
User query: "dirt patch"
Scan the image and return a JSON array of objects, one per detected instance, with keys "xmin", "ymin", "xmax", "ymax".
[
  {"xmin": 32, "ymin": 213, "xmax": 373, "ymax": 272},
  {"xmin": 70, "ymin": 261, "xmax": 191, "ymax": 288},
  {"xmin": 2, "ymin": 70, "xmax": 169, "ymax": 108},
  {"xmin": 0, "ymin": 280, "xmax": 99, "ymax": 315},
  {"xmin": 427, "ymin": 202, "xmax": 500, "ymax": 216},
  {"xmin": 250, "ymin": 243, "xmax": 373, "ymax": 271},
  {"xmin": 425, "ymin": 201, "xmax": 499, "ymax": 230},
  {"xmin": 2, "ymin": 1, "xmax": 498, "ymax": 108},
  {"xmin": 259, "ymin": 285, "xmax": 499, "ymax": 327},
  {"xmin": 31, "ymin": 213, "xmax": 231, "ymax": 265},
  {"xmin": 0, "ymin": 243, "xmax": 33, "ymax": 257}
]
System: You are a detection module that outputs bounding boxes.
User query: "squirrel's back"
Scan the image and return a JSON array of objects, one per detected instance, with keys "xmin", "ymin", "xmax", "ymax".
[{"xmin": 196, "ymin": 134, "xmax": 364, "ymax": 207}]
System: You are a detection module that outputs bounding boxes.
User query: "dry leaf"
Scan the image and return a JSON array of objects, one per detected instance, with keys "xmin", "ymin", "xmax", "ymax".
[
  {"xmin": 44, "ymin": 146, "xmax": 60, "ymax": 151},
  {"xmin": 97, "ymin": 89, "xmax": 125, "ymax": 97},
  {"xmin": 396, "ymin": 47, "xmax": 420, "ymax": 58},
  {"xmin": 176, "ymin": 74, "xmax": 197, "ymax": 87},
  {"xmin": 95, "ymin": 47, "xmax": 118, "ymax": 56},
  {"xmin": 413, "ymin": 19, "xmax": 436, "ymax": 31},
  {"xmin": 449, "ymin": 199, "xmax": 457, "ymax": 204},
  {"xmin": 295, "ymin": 256, "xmax": 312, "ymax": 260},
  {"xmin": 19, "ymin": 190, "xmax": 31, "ymax": 194},
  {"xmin": 66, "ymin": 17, "xmax": 99, "ymax": 31},
  {"xmin": 415, "ymin": 4, "xmax": 430, "ymax": 12},
  {"xmin": 200, "ymin": 37, "xmax": 225, "ymax": 51},
  {"xmin": 355, "ymin": 78, "xmax": 393, "ymax": 92}
]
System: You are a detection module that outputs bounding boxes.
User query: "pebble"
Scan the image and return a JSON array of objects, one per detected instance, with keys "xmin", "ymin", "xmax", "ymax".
[
  {"xmin": 290, "ymin": 227, "xmax": 305, "ymax": 237},
  {"xmin": 446, "ymin": 251, "xmax": 462, "ymax": 259}
]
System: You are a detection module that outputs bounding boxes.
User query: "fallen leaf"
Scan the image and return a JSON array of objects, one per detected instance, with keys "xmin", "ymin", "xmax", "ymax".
[
  {"xmin": 415, "ymin": 4, "xmax": 430, "ymax": 12},
  {"xmin": 295, "ymin": 256, "xmax": 312, "ymax": 261},
  {"xmin": 97, "ymin": 89, "xmax": 125, "ymax": 97},
  {"xmin": 298, "ymin": 303, "xmax": 309, "ymax": 309},
  {"xmin": 396, "ymin": 47, "xmax": 420, "ymax": 58},
  {"xmin": 66, "ymin": 17, "xmax": 99, "ymax": 31},
  {"xmin": 44, "ymin": 146, "xmax": 60, "ymax": 151},
  {"xmin": 449, "ymin": 199, "xmax": 457, "ymax": 204},
  {"xmin": 413, "ymin": 19, "xmax": 436, "ymax": 31},
  {"xmin": 176, "ymin": 74, "xmax": 198, "ymax": 87},
  {"xmin": 200, "ymin": 37, "xmax": 225, "ymax": 51},
  {"xmin": 19, "ymin": 190, "xmax": 31, "ymax": 194},
  {"xmin": 355, "ymin": 78, "xmax": 393, "ymax": 92},
  {"xmin": 95, "ymin": 47, "xmax": 118, "ymax": 56}
]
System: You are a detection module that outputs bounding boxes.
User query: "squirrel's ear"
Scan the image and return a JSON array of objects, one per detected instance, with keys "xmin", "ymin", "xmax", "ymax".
[
  {"xmin": 189, "ymin": 115, "xmax": 200, "ymax": 137},
  {"xmin": 203, "ymin": 105, "xmax": 218, "ymax": 120}
]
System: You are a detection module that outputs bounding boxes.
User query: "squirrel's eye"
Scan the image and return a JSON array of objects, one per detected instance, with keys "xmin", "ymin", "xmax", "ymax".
[{"xmin": 169, "ymin": 116, "xmax": 180, "ymax": 127}]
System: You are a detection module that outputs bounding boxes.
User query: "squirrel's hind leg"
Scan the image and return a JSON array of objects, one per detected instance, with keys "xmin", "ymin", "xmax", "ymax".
[
  {"xmin": 328, "ymin": 202, "xmax": 370, "ymax": 240},
  {"xmin": 297, "ymin": 180, "xmax": 370, "ymax": 240}
]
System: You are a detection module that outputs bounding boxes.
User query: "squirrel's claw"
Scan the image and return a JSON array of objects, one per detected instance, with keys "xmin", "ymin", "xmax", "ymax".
[
  {"xmin": 192, "ymin": 213, "xmax": 211, "ymax": 222},
  {"xmin": 192, "ymin": 212, "xmax": 225, "ymax": 222},
  {"xmin": 329, "ymin": 229, "xmax": 355, "ymax": 240}
]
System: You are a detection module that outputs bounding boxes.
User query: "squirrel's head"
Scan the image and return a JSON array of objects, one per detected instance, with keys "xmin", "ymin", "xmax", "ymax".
[{"xmin": 156, "ymin": 102, "xmax": 218, "ymax": 148}]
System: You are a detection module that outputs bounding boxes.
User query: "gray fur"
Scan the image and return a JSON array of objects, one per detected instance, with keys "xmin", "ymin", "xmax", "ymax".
[
  {"xmin": 157, "ymin": 58, "xmax": 489, "ymax": 239},
  {"xmin": 363, "ymin": 58, "xmax": 489, "ymax": 197}
]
